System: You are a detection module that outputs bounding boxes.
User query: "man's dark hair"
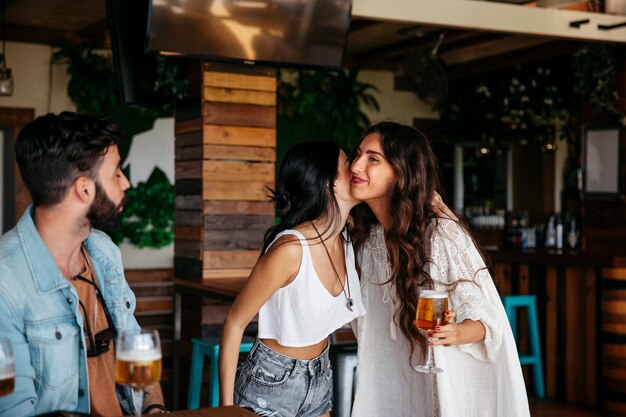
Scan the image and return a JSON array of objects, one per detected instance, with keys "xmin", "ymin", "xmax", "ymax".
[{"xmin": 15, "ymin": 112, "xmax": 121, "ymax": 208}]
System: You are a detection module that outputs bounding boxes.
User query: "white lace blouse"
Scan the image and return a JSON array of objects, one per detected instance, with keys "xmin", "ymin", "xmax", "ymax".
[{"xmin": 351, "ymin": 219, "xmax": 530, "ymax": 417}]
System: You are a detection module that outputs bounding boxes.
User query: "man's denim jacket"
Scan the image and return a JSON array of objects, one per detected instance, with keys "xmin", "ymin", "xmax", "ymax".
[{"xmin": 0, "ymin": 207, "xmax": 140, "ymax": 416}]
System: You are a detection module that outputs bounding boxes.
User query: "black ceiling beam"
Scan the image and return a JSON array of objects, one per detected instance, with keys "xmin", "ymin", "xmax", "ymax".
[{"xmin": 445, "ymin": 40, "xmax": 584, "ymax": 80}]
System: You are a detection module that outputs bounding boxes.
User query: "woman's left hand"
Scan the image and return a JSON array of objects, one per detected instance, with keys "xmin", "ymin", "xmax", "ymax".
[{"xmin": 430, "ymin": 192, "xmax": 458, "ymax": 221}]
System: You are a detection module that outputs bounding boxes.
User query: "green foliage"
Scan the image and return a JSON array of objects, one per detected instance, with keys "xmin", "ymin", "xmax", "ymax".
[
  {"xmin": 277, "ymin": 67, "xmax": 380, "ymax": 155},
  {"xmin": 53, "ymin": 42, "xmax": 189, "ymax": 116},
  {"xmin": 441, "ymin": 45, "xmax": 624, "ymax": 149},
  {"xmin": 52, "ymin": 43, "xmax": 117, "ymax": 114},
  {"xmin": 110, "ymin": 168, "xmax": 174, "ymax": 248},
  {"xmin": 573, "ymin": 43, "xmax": 622, "ymax": 116},
  {"xmin": 154, "ymin": 56, "xmax": 189, "ymax": 113},
  {"xmin": 441, "ymin": 59, "xmax": 578, "ymax": 148}
]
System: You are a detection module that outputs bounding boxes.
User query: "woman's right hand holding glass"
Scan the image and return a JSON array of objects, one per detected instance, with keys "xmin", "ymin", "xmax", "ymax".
[
  {"xmin": 428, "ymin": 311, "xmax": 458, "ymax": 346},
  {"xmin": 429, "ymin": 311, "xmax": 487, "ymax": 347}
]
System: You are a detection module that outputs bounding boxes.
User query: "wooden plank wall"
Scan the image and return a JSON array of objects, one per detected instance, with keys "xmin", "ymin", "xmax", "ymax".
[
  {"xmin": 173, "ymin": 62, "xmax": 277, "ymax": 406},
  {"xmin": 175, "ymin": 62, "xmax": 276, "ymax": 282},
  {"xmin": 125, "ymin": 269, "xmax": 174, "ymax": 403},
  {"xmin": 492, "ymin": 262, "xmax": 598, "ymax": 407}
]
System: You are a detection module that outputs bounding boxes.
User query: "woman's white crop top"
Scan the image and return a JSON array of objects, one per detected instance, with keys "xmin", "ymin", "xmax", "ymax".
[{"xmin": 257, "ymin": 228, "xmax": 366, "ymax": 347}]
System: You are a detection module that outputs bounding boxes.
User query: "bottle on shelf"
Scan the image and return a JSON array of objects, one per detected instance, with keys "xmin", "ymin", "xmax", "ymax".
[
  {"xmin": 556, "ymin": 213, "xmax": 564, "ymax": 249},
  {"xmin": 567, "ymin": 216, "xmax": 579, "ymax": 249},
  {"xmin": 545, "ymin": 213, "xmax": 557, "ymax": 248}
]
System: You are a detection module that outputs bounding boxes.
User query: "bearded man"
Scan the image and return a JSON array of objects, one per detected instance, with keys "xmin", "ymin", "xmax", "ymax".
[{"xmin": 0, "ymin": 112, "xmax": 166, "ymax": 416}]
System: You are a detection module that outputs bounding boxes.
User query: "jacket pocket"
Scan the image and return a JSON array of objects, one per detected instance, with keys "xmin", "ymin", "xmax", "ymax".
[
  {"xmin": 25, "ymin": 318, "xmax": 80, "ymax": 391},
  {"xmin": 104, "ymin": 278, "xmax": 135, "ymax": 331}
]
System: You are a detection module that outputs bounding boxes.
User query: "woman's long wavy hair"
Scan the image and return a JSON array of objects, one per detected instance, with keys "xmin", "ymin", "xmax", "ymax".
[
  {"xmin": 263, "ymin": 140, "xmax": 343, "ymax": 253},
  {"xmin": 351, "ymin": 122, "xmax": 446, "ymax": 361}
]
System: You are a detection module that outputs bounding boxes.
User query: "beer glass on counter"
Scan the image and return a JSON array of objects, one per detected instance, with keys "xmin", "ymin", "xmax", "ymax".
[
  {"xmin": 116, "ymin": 329, "xmax": 161, "ymax": 416},
  {"xmin": 413, "ymin": 290, "xmax": 449, "ymax": 373},
  {"xmin": 0, "ymin": 338, "xmax": 15, "ymax": 397}
]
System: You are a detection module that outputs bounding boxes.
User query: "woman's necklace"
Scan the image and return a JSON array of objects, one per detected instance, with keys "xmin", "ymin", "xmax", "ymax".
[{"xmin": 311, "ymin": 223, "xmax": 354, "ymax": 311}]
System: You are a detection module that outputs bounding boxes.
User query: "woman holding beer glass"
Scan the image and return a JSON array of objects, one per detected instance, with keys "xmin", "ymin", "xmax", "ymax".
[
  {"xmin": 349, "ymin": 122, "xmax": 529, "ymax": 417},
  {"xmin": 219, "ymin": 141, "xmax": 367, "ymax": 417}
]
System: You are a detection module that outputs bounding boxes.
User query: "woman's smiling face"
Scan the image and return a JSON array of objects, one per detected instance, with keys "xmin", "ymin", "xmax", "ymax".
[{"xmin": 350, "ymin": 133, "xmax": 397, "ymax": 204}]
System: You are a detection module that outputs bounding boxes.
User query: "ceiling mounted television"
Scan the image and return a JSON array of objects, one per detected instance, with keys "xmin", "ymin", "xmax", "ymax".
[
  {"xmin": 146, "ymin": 0, "xmax": 352, "ymax": 69},
  {"xmin": 107, "ymin": 0, "xmax": 157, "ymax": 104}
]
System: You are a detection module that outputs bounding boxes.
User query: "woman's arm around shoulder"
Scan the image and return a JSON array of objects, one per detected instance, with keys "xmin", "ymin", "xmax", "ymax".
[{"xmin": 218, "ymin": 234, "xmax": 302, "ymax": 406}]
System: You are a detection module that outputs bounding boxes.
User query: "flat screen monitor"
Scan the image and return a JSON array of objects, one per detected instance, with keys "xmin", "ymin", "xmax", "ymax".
[
  {"xmin": 146, "ymin": 0, "xmax": 352, "ymax": 69},
  {"xmin": 107, "ymin": 0, "xmax": 158, "ymax": 105}
]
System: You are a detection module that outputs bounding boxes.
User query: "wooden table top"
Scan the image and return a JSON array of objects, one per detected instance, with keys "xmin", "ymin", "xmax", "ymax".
[
  {"xmin": 173, "ymin": 277, "xmax": 248, "ymax": 300},
  {"xmin": 165, "ymin": 406, "xmax": 256, "ymax": 416}
]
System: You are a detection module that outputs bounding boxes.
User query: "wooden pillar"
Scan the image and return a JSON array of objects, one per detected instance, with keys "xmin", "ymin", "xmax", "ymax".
[{"xmin": 173, "ymin": 62, "xmax": 276, "ymax": 406}]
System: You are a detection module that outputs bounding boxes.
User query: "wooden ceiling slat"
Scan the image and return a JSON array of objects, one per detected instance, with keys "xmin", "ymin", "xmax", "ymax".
[
  {"xmin": 6, "ymin": 0, "xmax": 106, "ymax": 32},
  {"xmin": 5, "ymin": 23, "xmax": 78, "ymax": 45}
]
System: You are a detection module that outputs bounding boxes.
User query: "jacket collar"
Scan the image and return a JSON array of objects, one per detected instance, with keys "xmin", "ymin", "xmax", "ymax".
[
  {"xmin": 16, "ymin": 206, "xmax": 71, "ymax": 294},
  {"xmin": 16, "ymin": 205, "xmax": 122, "ymax": 294}
]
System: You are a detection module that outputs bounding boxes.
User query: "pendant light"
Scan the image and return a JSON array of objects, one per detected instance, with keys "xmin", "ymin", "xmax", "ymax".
[{"xmin": 0, "ymin": 0, "xmax": 13, "ymax": 96}]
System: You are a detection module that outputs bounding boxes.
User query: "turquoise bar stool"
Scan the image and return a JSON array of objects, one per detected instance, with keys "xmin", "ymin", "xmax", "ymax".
[
  {"xmin": 502, "ymin": 295, "xmax": 545, "ymax": 398},
  {"xmin": 187, "ymin": 335, "xmax": 255, "ymax": 409}
]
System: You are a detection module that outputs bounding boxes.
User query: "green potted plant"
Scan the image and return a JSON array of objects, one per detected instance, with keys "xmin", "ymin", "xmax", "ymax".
[{"xmin": 277, "ymin": 67, "xmax": 380, "ymax": 165}]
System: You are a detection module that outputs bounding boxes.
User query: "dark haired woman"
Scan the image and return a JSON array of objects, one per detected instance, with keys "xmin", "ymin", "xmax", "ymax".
[
  {"xmin": 219, "ymin": 141, "xmax": 366, "ymax": 417},
  {"xmin": 349, "ymin": 122, "xmax": 529, "ymax": 417}
]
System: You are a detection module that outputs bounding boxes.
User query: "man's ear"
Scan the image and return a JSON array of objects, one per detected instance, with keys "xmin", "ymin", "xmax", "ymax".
[{"xmin": 74, "ymin": 176, "xmax": 95, "ymax": 204}]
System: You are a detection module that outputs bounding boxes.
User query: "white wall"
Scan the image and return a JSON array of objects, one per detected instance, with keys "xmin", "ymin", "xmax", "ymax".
[
  {"xmin": 0, "ymin": 42, "xmax": 75, "ymax": 116},
  {"xmin": 120, "ymin": 117, "xmax": 175, "ymax": 269}
]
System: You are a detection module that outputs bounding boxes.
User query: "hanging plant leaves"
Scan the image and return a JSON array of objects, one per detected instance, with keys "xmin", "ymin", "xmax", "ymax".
[{"xmin": 277, "ymin": 67, "xmax": 380, "ymax": 156}]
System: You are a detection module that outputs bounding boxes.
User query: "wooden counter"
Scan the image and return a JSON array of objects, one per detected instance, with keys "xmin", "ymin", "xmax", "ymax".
[
  {"xmin": 486, "ymin": 248, "xmax": 624, "ymax": 267},
  {"xmin": 484, "ymin": 248, "xmax": 626, "ymax": 414}
]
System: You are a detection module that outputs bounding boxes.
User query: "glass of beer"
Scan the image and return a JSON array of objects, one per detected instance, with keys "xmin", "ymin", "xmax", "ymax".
[
  {"xmin": 116, "ymin": 329, "xmax": 162, "ymax": 416},
  {"xmin": 413, "ymin": 290, "xmax": 448, "ymax": 373},
  {"xmin": 0, "ymin": 338, "xmax": 15, "ymax": 397}
]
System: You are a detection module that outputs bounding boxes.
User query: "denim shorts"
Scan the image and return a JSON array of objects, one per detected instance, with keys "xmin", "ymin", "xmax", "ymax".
[{"xmin": 234, "ymin": 339, "xmax": 333, "ymax": 417}]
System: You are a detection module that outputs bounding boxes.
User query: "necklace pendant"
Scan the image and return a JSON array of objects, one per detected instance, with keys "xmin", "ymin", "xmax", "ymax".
[{"xmin": 347, "ymin": 298, "xmax": 354, "ymax": 311}]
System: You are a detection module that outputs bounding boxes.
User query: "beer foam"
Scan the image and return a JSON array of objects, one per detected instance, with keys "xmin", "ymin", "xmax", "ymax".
[
  {"xmin": 0, "ymin": 371, "xmax": 15, "ymax": 379},
  {"xmin": 117, "ymin": 350, "xmax": 162, "ymax": 362},
  {"xmin": 420, "ymin": 290, "xmax": 448, "ymax": 299}
]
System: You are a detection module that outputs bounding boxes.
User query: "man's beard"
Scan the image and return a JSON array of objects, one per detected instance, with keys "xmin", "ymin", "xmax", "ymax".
[{"xmin": 87, "ymin": 182, "xmax": 127, "ymax": 233}]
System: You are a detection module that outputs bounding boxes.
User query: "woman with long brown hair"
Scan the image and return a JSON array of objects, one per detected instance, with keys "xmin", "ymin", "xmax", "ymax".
[{"xmin": 349, "ymin": 122, "xmax": 529, "ymax": 417}]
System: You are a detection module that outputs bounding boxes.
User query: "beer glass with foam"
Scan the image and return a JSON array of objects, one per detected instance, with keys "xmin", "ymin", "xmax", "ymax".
[
  {"xmin": 413, "ymin": 290, "xmax": 448, "ymax": 373},
  {"xmin": 116, "ymin": 329, "xmax": 162, "ymax": 416},
  {"xmin": 0, "ymin": 338, "xmax": 14, "ymax": 397}
]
